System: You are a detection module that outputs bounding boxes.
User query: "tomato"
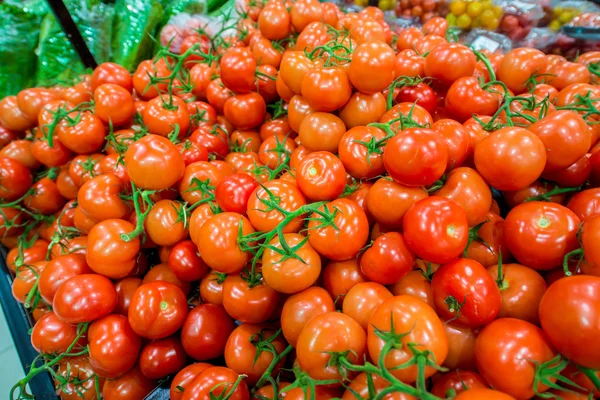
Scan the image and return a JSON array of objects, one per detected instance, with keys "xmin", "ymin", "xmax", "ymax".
[
  {"xmin": 360, "ymin": 232, "xmax": 414, "ymax": 285},
  {"xmin": 425, "ymin": 43, "xmax": 476, "ymax": 87},
  {"xmin": 395, "ymin": 83, "xmax": 437, "ymax": 115},
  {"xmin": 298, "ymin": 112, "xmax": 346, "ymax": 153},
  {"xmin": 308, "ymin": 198, "xmax": 369, "ymax": 261},
  {"xmin": 86, "ymin": 219, "xmax": 140, "ymax": 279},
  {"xmin": 280, "ymin": 287, "xmax": 335, "ymax": 347},
  {"xmin": 93, "ymin": 84, "xmax": 135, "ymax": 128},
  {"xmin": 139, "ymin": 336, "xmax": 187, "ymax": 379},
  {"xmin": 445, "ymin": 77, "xmax": 502, "ymax": 122},
  {"xmin": 296, "ymin": 151, "xmax": 346, "ymax": 201},
  {"xmin": 145, "ymin": 200, "xmax": 188, "ymax": 246},
  {"xmin": 206, "ymin": 78, "xmax": 234, "ymax": 114},
  {"xmin": 0, "ymin": 96, "xmax": 35, "ymax": 132},
  {"xmin": 301, "ymin": 67, "xmax": 352, "ymax": 113},
  {"xmin": 454, "ymin": 388, "xmax": 516, "ymax": 400},
  {"xmin": 179, "ymin": 161, "xmax": 226, "ymax": 205},
  {"xmin": 341, "ymin": 282, "xmax": 392, "ymax": 331},
  {"xmin": 181, "ymin": 304, "xmax": 236, "ymax": 360},
  {"xmin": 414, "ymin": 34, "xmax": 446, "ymax": 55},
  {"xmin": 443, "ymin": 323, "xmax": 478, "ymax": 371},
  {"xmin": 222, "ymin": 274, "xmax": 280, "ymax": 323},
  {"xmin": 262, "ymin": 233, "xmax": 321, "ymax": 293},
  {"xmin": 403, "ymin": 196, "xmax": 469, "ymax": 264},
  {"xmin": 474, "ymin": 127, "xmax": 546, "ymax": 191},
  {"xmin": 0, "ymin": 157, "xmax": 32, "ymax": 201},
  {"xmin": 394, "ymin": 49, "xmax": 425, "ymax": 78},
  {"xmin": 124, "ymin": 134, "xmax": 185, "ymax": 190},
  {"xmin": 367, "ymin": 295, "xmax": 448, "ymax": 382},
  {"xmin": 53, "ymin": 274, "xmax": 117, "ymax": 323},
  {"xmin": 323, "ymin": 258, "xmax": 367, "ymax": 306},
  {"xmin": 383, "ymin": 127, "xmax": 447, "ymax": 187},
  {"xmin": 196, "ymin": 212, "xmax": 255, "ymax": 273},
  {"xmin": 348, "ymin": 41, "xmax": 396, "ymax": 94},
  {"xmin": 246, "ymin": 179, "xmax": 306, "ymax": 233},
  {"xmin": 23, "ymin": 177, "xmax": 66, "ymax": 215},
  {"xmin": 498, "ymin": 48, "xmax": 548, "ymax": 93},
  {"xmin": 431, "ymin": 258, "xmax": 502, "ymax": 327},
  {"xmin": 56, "ymin": 355, "xmax": 102, "ymax": 400},
  {"xmin": 182, "ymin": 366, "xmax": 250, "ymax": 400},
  {"xmin": 31, "ymin": 311, "xmax": 84, "ymax": 354},
  {"xmin": 465, "ymin": 212, "xmax": 510, "ymax": 268},
  {"xmin": 78, "ymin": 173, "xmax": 129, "ymax": 223},
  {"xmin": 39, "ymin": 254, "xmax": 91, "ymax": 304},
  {"xmin": 88, "ymin": 314, "xmax": 141, "ymax": 378},
  {"xmin": 366, "ymin": 178, "xmax": 427, "ymax": 229},
  {"xmin": 224, "ymin": 93, "xmax": 267, "ymax": 131},
  {"xmin": 389, "ymin": 269, "xmax": 434, "ymax": 308},
  {"xmin": 341, "ymin": 371, "xmax": 416, "ymax": 399},
  {"xmin": 258, "ymin": 3, "xmax": 291, "ymax": 40},
  {"xmin": 0, "ymin": 139, "xmax": 40, "ymax": 170},
  {"xmin": 296, "ymin": 311, "xmax": 366, "ymax": 382},
  {"xmin": 339, "ymin": 92, "xmax": 387, "ymax": 129},
  {"xmin": 113, "ymin": 277, "xmax": 142, "ymax": 316},
  {"xmin": 431, "ymin": 371, "xmax": 488, "ymax": 398},
  {"xmin": 288, "ymin": 95, "xmax": 314, "ymax": 133},
  {"xmin": 567, "ymin": 188, "xmax": 600, "ymax": 221},
  {"xmin": 101, "ymin": 366, "xmax": 156, "ymax": 400},
  {"xmin": 258, "ymin": 134, "xmax": 297, "ymax": 170},
  {"xmin": 539, "ymin": 275, "xmax": 600, "ymax": 369},
  {"xmin": 170, "ymin": 363, "xmax": 213, "ymax": 400},
  {"xmin": 167, "ymin": 240, "xmax": 209, "ymax": 282},
  {"xmin": 219, "ymin": 47, "xmax": 256, "ymax": 94},
  {"xmin": 475, "ymin": 318, "xmax": 556, "ymax": 399},
  {"xmin": 337, "ymin": 126, "xmax": 386, "ymax": 180},
  {"xmin": 92, "ymin": 62, "xmax": 133, "ymax": 92},
  {"xmin": 225, "ymin": 324, "xmax": 286, "ymax": 386}
]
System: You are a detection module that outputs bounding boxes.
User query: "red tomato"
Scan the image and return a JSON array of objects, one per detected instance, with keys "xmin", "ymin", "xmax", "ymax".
[
  {"xmin": 349, "ymin": 41, "xmax": 396, "ymax": 94},
  {"xmin": 168, "ymin": 240, "xmax": 209, "ymax": 282},
  {"xmin": 396, "ymin": 82, "xmax": 437, "ymax": 114},
  {"xmin": 220, "ymin": 47, "xmax": 256, "ymax": 94},
  {"xmin": 498, "ymin": 48, "xmax": 548, "ymax": 93},
  {"xmin": 170, "ymin": 363, "xmax": 213, "ymax": 400},
  {"xmin": 281, "ymin": 287, "xmax": 335, "ymax": 347},
  {"xmin": 296, "ymin": 151, "xmax": 347, "ymax": 201},
  {"xmin": 431, "ymin": 371, "xmax": 488, "ymax": 398},
  {"xmin": 86, "ymin": 219, "xmax": 140, "ymax": 279},
  {"xmin": 182, "ymin": 366, "xmax": 249, "ymax": 400},
  {"xmin": 31, "ymin": 312, "xmax": 85, "ymax": 355},
  {"xmin": 39, "ymin": 254, "xmax": 91, "ymax": 304},
  {"xmin": 139, "ymin": 336, "xmax": 187, "ymax": 379},
  {"xmin": 222, "ymin": 274, "xmax": 280, "ymax": 323},
  {"xmin": 301, "ymin": 67, "xmax": 352, "ymax": 113},
  {"xmin": 101, "ymin": 366, "xmax": 156, "ymax": 400},
  {"xmin": 403, "ymin": 196, "xmax": 469, "ymax": 264},
  {"xmin": 342, "ymin": 282, "xmax": 392, "ymax": 330},
  {"xmin": 53, "ymin": 274, "xmax": 117, "ymax": 323},
  {"xmin": 360, "ymin": 232, "xmax": 415, "ymax": 285},
  {"xmin": 181, "ymin": 304, "xmax": 236, "ymax": 361},
  {"xmin": 425, "ymin": 43, "xmax": 476, "ymax": 86}
]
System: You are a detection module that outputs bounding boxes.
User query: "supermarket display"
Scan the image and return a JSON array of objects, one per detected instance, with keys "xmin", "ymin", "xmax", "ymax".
[{"xmin": 3, "ymin": 0, "xmax": 600, "ymax": 400}]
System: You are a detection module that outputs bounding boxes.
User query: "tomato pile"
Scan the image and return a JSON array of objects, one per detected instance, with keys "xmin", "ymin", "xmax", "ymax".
[{"xmin": 1, "ymin": 2, "xmax": 600, "ymax": 400}]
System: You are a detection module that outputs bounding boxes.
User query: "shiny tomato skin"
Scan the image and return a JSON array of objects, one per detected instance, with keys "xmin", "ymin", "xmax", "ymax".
[
  {"xmin": 114, "ymin": 277, "xmax": 142, "ymax": 316},
  {"xmin": 31, "ymin": 312, "xmax": 84, "ymax": 355},
  {"xmin": 53, "ymin": 274, "xmax": 117, "ymax": 324},
  {"xmin": 0, "ymin": 157, "xmax": 32, "ymax": 201},
  {"xmin": 181, "ymin": 366, "xmax": 250, "ymax": 400},
  {"xmin": 168, "ymin": 240, "xmax": 209, "ymax": 282},
  {"xmin": 367, "ymin": 295, "xmax": 448, "ymax": 383},
  {"xmin": 296, "ymin": 311, "xmax": 367, "ymax": 382},
  {"xmin": 222, "ymin": 274, "xmax": 280, "ymax": 324},
  {"xmin": 539, "ymin": 275, "xmax": 600, "ymax": 369},
  {"xmin": 215, "ymin": 173, "xmax": 259, "ymax": 214},
  {"xmin": 224, "ymin": 93, "xmax": 267, "ymax": 131},
  {"xmin": 308, "ymin": 198, "xmax": 369, "ymax": 261},
  {"xmin": 431, "ymin": 371, "xmax": 488, "ymax": 398},
  {"xmin": 445, "ymin": 77, "xmax": 501, "ymax": 123},
  {"xmin": 504, "ymin": 202, "xmax": 580, "ymax": 271},
  {"xmin": 220, "ymin": 47, "xmax": 256, "ymax": 94},
  {"xmin": 301, "ymin": 67, "xmax": 352, "ymax": 113},
  {"xmin": 342, "ymin": 282, "xmax": 392, "ymax": 331},
  {"xmin": 338, "ymin": 126, "xmax": 386, "ymax": 180},
  {"xmin": 281, "ymin": 286, "xmax": 335, "ymax": 348},
  {"xmin": 247, "ymin": 179, "xmax": 307, "ymax": 233},
  {"xmin": 454, "ymin": 388, "xmax": 517, "ymax": 400},
  {"xmin": 339, "ymin": 92, "xmax": 387, "ymax": 129},
  {"xmin": 366, "ymin": 178, "xmax": 428, "ymax": 229},
  {"xmin": 348, "ymin": 41, "xmax": 396, "ymax": 94},
  {"xmin": 170, "ymin": 363, "xmax": 213, "ymax": 400},
  {"xmin": 101, "ymin": 366, "xmax": 156, "ymax": 400},
  {"xmin": 403, "ymin": 196, "xmax": 469, "ymax": 264},
  {"xmin": 567, "ymin": 188, "xmax": 600, "ymax": 221},
  {"xmin": 424, "ymin": 43, "xmax": 476, "ymax": 87},
  {"xmin": 39, "ymin": 254, "xmax": 91, "ymax": 304},
  {"xmin": 144, "ymin": 200, "xmax": 188, "ymax": 246},
  {"xmin": 383, "ymin": 127, "xmax": 447, "ymax": 187},
  {"xmin": 431, "ymin": 258, "xmax": 502, "ymax": 328},
  {"xmin": 91, "ymin": 62, "xmax": 133, "ymax": 92},
  {"xmin": 474, "ymin": 127, "xmax": 546, "ymax": 191},
  {"xmin": 296, "ymin": 151, "xmax": 346, "ymax": 201},
  {"xmin": 94, "ymin": 83, "xmax": 135, "ymax": 127},
  {"xmin": 128, "ymin": 281, "xmax": 188, "ymax": 339},
  {"xmin": 86, "ymin": 219, "xmax": 140, "ymax": 279},
  {"xmin": 360, "ymin": 232, "xmax": 415, "ymax": 285},
  {"xmin": 139, "ymin": 336, "xmax": 187, "ymax": 379},
  {"xmin": 88, "ymin": 314, "xmax": 142, "ymax": 379},
  {"xmin": 180, "ymin": 304, "xmax": 236, "ymax": 361},
  {"xmin": 475, "ymin": 318, "xmax": 556, "ymax": 399},
  {"xmin": 497, "ymin": 48, "xmax": 547, "ymax": 93}
]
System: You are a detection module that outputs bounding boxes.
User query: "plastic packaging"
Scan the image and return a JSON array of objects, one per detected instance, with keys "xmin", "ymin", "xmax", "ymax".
[
  {"xmin": 36, "ymin": 0, "xmax": 114, "ymax": 86},
  {"xmin": 496, "ymin": 0, "xmax": 545, "ymax": 41},
  {"xmin": 0, "ymin": 3, "xmax": 44, "ymax": 98},
  {"xmin": 463, "ymin": 28, "xmax": 512, "ymax": 53},
  {"xmin": 394, "ymin": 0, "xmax": 445, "ymax": 22},
  {"xmin": 446, "ymin": 0, "xmax": 504, "ymax": 31},
  {"xmin": 112, "ymin": 0, "xmax": 164, "ymax": 72},
  {"xmin": 548, "ymin": 0, "xmax": 600, "ymax": 31}
]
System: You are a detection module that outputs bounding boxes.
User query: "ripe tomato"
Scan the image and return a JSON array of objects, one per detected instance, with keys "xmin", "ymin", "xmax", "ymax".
[
  {"xmin": 258, "ymin": 134, "xmax": 297, "ymax": 170},
  {"xmin": 0, "ymin": 96, "xmax": 35, "ymax": 132},
  {"xmin": 360, "ymin": 232, "xmax": 414, "ymax": 285},
  {"xmin": 124, "ymin": 134, "xmax": 185, "ymax": 190},
  {"xmin": 281, "ymin": 287, "xmax": 335, "ymax": 348},
  {"xmin": 323, "ymin": 258, "xmax": 367, "ymax": 306},
  {"xmin": 308, "ymin": 198, "xmax": 369, "ymax": 261},
  {"xmin": 246, "ymin": 179, "xmax": 306, "ymax": 233},
  {"xmin": 224, "ymin": 93, "xmax": 267, "ymax": 131},
  {"xmin": 475, "ymin": 318, "xmax": 556, "ymax": 399},
  {"xmin": 348, "ymin": 41, "xmax": 396, "ymax": 94},
  {"xmin": 181, "ymin": 304, "xmax": 236, "ymax": 361},
  {"xmin": 170, "ymin": 363, "xmax": 213, "ymax": 400},
  {"xmin": 91, "ymin": 62, "xmax": 133, "ymax": 92},
  {"xmin": 339, "ymin": 92, "xmax": 386, "ymax": 129},
  {"xmin": 567, "ymin": 188, "xmax": 600, "ymax": 221},
  {"xmin": 0, "ymin": 157, "xmax": 32, "ymax": 201},
  {"xmin": 396, "ymin": 83, "xmax": 437, "ymax": 115},
  {"xmin": 38, "ymin": 254, "xmax": 91, "ymax": 304},
  {"xmin": 145, "ymin": 200, "xmax": 188, "ymax": 246},
  {"xmin": 94, "ymin": 84, "xmax": 135, "ymax": 127},
  {"xmin": 143, "ymin": 96, "xmax": 190, "ymax": 138},
  {"xmin": 262, "ymin": 233, "xmax": 321, "ymax": 294},
  {"xmin": 53, "ymin": 274, "xmax": 117, "ymax": 323},
  {"xmin": 220, "ymin": 47, "xmax": 256, "ymax": 93},
  {"xmin": 366, "ymin": 177, "xmax": 428, "ymax": 229},
  {"xmin": 504, "ymin": 202, "xmax": 580, "ymax": 272},
  {"xmin": 101, "ymin": 366, "xmax": 156, "ymax": 400},
  {"xmin": 383, "ymin": 127, "xmax": 447, "ymax": 187},
  {"xmin": 445, "ymin": 77, "xmax": 502, "ymax": 122},
  {"xmin": 31, "ymin": 311, "xmax": 84, "ymax": 355},
  {"xmin": 196, "ymin": 212, "xmax": 255, "ymax": 273},
  {"xmin": 474, "ymin": 127, "xmax": 546, "ymax": 191},
  {"xmin": 225, "ymin": 324, "xmax": 286, "ymax": 386},
  {"xmin": 431, "ymin": 371, "xmax": 488, "ymax": 398},
  {"xmin": 367, "ymin": 295, "xmax": 448, "ymax": 382},
  {"xmin": 16, "ymin": 88, "xmax": 62, "ymax": 122},
  {"xmin": 425, "ymin": 43, "xmax": 476, "ymax": 86},
  {"xmin": 298, "ymin": 112, "xmax": 346, "ymax": 153},
  {"xmin": 389, "ymin": 269, "xmax": 434, "ymax": 308},
  {"xmin": 222, "ymin": 274, "xmax": 280, "ymax": 323},
  {"xmin": 431, "ymin": 258, "xmax": 502, "ymax": 327},
  {"xmin": 168, "ymin": 240, "xmax": 209, "ymax": 282},
  {"xmin": 178, "ymin": 161, "xmax": 226, "ymax": 205},
  {"xmin": 338, "ymin": 126, "xmax": 386, "ymax": 180},
  {"xmin": 128, "ymin": 281, "xmax": 188, "ymax": 339},
  {"xmin": 23, "ymin": 177, "xmax": 66, "ymax": 215},
  {"xmin": 258, "ymin": 3, "xmax": 291, "ymax": 40},
  {"xmin": 342, "ymin": 282, "xmax": 392, "ymax": 331},
  {"xmin": 403, "ymin": 196, "xmax": 469, "ymax": 264},
  {"xmin": 139, "ymin": 336, "xmax": 187, "ymax": 379},
  {"xmin": 88, "ymin": 314, "xmax": 141, "ymax": 378},
  {"xmin": 539, "ymin": 275, "xmax": 600, "ymax": 369},
  {"xmin": 86, "ymin": 219, "xmax": 140, "ymax": 279},
  {"xmin": 497, "ymin": 48, "xmax": 547, "ymax": 93},
  {"xmin": 182, "ymin": 366, "xmax": 250, "ymax": 400},
  {"xmin": 296, "ymin": 311, "xmax": 366, "ymax": 381},
  {"xmin": 215, "ymin": 173, "xmax": 259, "ymax": 215},
  {"xmin": 114, "ymin": 277, "xmax": 142, "ymax": 316},
  {"xmin": 394, "ymin": 49, "xmax": 425, "ymax": 78},
  {"xmin": 296, "ymin": 151, "xmax": 346, "ymax": 201},
  {"xmin": 301, "ymin": 67, "xmax": 352, "ymax": 113}
]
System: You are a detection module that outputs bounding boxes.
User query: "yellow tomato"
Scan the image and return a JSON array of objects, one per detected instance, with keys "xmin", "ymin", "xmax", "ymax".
[
  {"xmin": 549, "ymin": 19, "xmax": 562, "ymax": 31},
  {"xmin": 486, "ymin": 16, "xmax": 500, "ymax": 30},
  {"xmin": 446, "ymin": 12, "xmax": 458, "ymax": 26},
  {"xmin": 450, "ymin": 0, "xmax": 467, "ymax": 15},
  {"xmin": 481, "ymin": 0, "xmax": 492, "ymax": 10},
  {"xmin": 456, "ymin": 13, "xmax": 472, "ymax": 28},
  {"xmin": 379, "ymin": 0, "xmax": 394, "ymax": 10},
  {"xmin": 467, "ymin": 1, "xmax": 483, "ymax": 17},
  {"xmin": 559, "ymin": 11, "xmax": 574, "ymax": 24}
]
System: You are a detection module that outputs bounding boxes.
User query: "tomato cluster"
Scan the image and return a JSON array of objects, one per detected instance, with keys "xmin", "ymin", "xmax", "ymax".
[{"xmin": 2, "ymin": 2, "xmax": 600, "ymax": 400}]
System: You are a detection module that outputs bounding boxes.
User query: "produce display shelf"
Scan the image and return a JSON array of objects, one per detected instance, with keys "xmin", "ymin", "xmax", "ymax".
[{"xmin": 0, "ymin": 251, "xmax": 170, "ymax": 400}]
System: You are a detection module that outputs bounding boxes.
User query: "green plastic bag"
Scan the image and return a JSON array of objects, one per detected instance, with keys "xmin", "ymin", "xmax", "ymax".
[
  {"xmin": 36, "ymin": 0, "xmax": 114, "ymax": 86},
  {"xmin": 112, "ymin": 0, "xmax": 164, "ymax": 71},
  {"xmin": 0, "ymin": 3, "xmax": 43, "ymax": 98}
]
